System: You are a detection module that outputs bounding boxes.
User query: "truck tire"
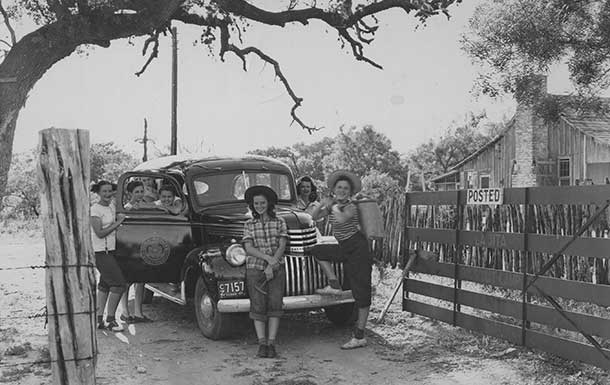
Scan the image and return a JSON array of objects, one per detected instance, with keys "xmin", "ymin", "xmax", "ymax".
[
  {"xmin": 324, "ymin": 302, "xmax": 356, "ymax": 326},
  {"xmin": 194, "ymin": 276, "xmax": 233, "ymax": 340}
]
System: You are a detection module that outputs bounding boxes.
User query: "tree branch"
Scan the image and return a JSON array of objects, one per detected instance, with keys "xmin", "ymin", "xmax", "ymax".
[
  {"xmin": 0, "ymin": 0, "xmax": 16, "ymax": 45},
  {"xmin": 218, "ymin": 23, "xmax": 318, "ymax": 133},
  {"xmin": 216, "ymin": 0, "xmax": 457, "ymax": 29},
  {"xmin": 135, "ymin": 30, "xmax": 161, "ymax": 76},
  {"xmin": 338, "ymin": 28, "xmax": 382, "ymax": 69}
]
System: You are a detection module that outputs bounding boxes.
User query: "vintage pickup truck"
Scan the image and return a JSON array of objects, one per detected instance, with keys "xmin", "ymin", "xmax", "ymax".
[{"xmin": 114, "ymin": 155, "xmax": 354, "ymax": 339}]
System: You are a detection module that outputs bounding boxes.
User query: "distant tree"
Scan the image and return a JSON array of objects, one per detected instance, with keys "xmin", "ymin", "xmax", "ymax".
[
  {"xmin": 360, "ymin": 170, "xmax": 402, "ymax": 202},
  {"xmin": 407, "ymin": 113, "xmax": 497, "ymax": 189},
  {"xmin": 3, "ymin": 143, "xmax": 136, "ymax": 217},
  {"xmin": 248, "ymin": 137, "xmax": 335, "ymax": 180},
  {"xmin": 462, "ymin": 0, "xmax": 610, "ymax": 103},
  {"xmin": 3, "ymin": 149, "xmax": 38, "ymax": 217},
  {"xmin": 324, "ymin": 125, "xmax": 407, "ymax": 184},
  {"xmin": 90, "ymin": 142, "xmax": 138, "ymax": 182},
  {"xmin": 248, "ymin": 146, "xmax": 301, "ymax": 176},
  {"xmin": 292, "ymin": 138, "xmax": 336, "ymax": 180}
]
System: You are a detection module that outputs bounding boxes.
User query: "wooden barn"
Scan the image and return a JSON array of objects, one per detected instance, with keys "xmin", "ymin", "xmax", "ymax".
[{"xmin": 432, "ymin": 76, "xmax": 610, "ymax": 189}]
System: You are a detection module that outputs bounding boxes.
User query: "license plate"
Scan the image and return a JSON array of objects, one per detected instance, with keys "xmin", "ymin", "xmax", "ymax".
[{"xmin": 218, "ymin": 280, "xmax": 245, "ymax": 298}]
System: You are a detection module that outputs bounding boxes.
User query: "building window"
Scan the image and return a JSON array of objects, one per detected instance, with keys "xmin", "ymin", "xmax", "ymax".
[
  {"xmin": 558, "ymin": 158, "xmax": 571, "ymax": 186},
  {"xmin": 466, "ymin": 171, "xmax": 475, "ymax": 188},
  {"xmin": 480, "ymin": 175, "xmax": 490, "ymax": 188}
]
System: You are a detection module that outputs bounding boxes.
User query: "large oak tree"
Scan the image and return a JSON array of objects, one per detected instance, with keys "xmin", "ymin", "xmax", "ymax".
[
  {"xmin": 462, "ymin": 0, "xmax": 610, "ymax": 100},
  {"xmin": 0, "ymin": 0, "xmax": 460, "ymax": 200}
]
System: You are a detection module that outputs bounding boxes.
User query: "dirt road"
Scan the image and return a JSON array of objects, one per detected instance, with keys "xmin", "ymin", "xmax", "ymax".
[{"xmin": 1, "ymin": 232, "xmax": 608, "ymax": 385}]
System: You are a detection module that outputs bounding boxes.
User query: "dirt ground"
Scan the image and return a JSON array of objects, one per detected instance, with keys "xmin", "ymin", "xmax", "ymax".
[{"xmin": 1, "ymin": 230, "xmax": 609, "ymax": 385}]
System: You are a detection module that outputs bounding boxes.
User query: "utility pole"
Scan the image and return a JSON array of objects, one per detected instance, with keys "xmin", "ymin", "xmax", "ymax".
[
  {"xmin": 170, "ymin": 26, "xmax": 178, "ymax": 155},
  {"xmin": 135, "ymin": 118, "xmax": 153, "ymax": 162}
]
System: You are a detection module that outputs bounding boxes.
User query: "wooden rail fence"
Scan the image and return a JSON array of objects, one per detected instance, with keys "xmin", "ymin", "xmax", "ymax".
[{"xmin": 403, "ymin": 186, "xmax": 610, "ymax": 370}]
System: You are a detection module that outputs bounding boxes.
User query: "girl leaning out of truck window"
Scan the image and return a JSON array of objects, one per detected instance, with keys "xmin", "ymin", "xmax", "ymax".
[
  {"xmin": 242, "ymin": 185, "xmax": 288, "ymax": 359},
  {"xmin": 91, "ymin": 180, "xmax": 127, "ymax": 332}
]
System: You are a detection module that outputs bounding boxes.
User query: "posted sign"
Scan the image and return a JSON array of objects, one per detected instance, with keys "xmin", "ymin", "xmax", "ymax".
[{"xmin": 466, "ymin": 188, "xmax": 503, "ymax": 205}]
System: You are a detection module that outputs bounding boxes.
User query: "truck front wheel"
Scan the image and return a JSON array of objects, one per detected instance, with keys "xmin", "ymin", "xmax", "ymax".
[{"xmin": 194, "ymin": 276, "xmax": 233, "ymax": 340}]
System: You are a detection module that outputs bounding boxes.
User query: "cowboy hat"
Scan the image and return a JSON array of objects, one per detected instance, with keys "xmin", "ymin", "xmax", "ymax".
[
  {"xmin": 326, "ymin": 170, "xmax": 362, "ymax": 193},
  {"xmin": 244, "ymin": 185, "xmax": 278, "ymax": 205}
]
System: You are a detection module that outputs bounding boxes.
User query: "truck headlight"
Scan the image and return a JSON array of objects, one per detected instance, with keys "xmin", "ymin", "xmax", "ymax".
[{"xmin": 225, "ymin": 244, "xmax": 247, "ymax": 266}]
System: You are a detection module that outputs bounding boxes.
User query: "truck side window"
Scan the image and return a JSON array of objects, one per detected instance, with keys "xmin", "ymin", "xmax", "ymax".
[{"xmin": 123, "ymin": 176, "xmax": 184, "ymax": 214}]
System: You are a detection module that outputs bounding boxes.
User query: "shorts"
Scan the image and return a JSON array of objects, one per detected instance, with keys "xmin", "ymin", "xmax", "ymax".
[
  {"xmin": 246, "ymin": 266, "xmax": 285, "ymax": 321},
  {"xmin": 314, "ymin": 232, "xmax": 373, "ymax": 308},
  {"xmin": 95, "ymin": 251, "xmax": 126, "ymax": 294}
]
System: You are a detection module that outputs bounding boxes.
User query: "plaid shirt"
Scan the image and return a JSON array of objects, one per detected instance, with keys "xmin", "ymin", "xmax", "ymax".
[{"xmin": 242, "ymin": 216, "xmax": 289, "ymax": 270}]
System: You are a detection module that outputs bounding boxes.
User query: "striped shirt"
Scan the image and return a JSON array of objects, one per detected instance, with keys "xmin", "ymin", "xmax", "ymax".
[{"xmin": 330, "ymin": 200, "xmax": 360, "ymax": 241}]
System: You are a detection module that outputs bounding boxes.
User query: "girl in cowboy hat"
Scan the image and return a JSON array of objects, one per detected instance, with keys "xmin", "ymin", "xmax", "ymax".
[
  {"xmin": 311, "ymin": 170, "xmax": 372, "ymax": 350},
  {"xmin": 242, "ymin": 185, "xmax": 289, "ymax": 358}
]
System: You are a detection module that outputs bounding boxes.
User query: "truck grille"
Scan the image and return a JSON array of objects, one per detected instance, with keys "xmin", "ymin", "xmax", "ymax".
[
  {"xmin": 287, "ymin": 227, "xmax": 318, "ymax": 253},
  {"xmin": 283, "ymin": 255, "xmax": 344, "ymax": 296}
]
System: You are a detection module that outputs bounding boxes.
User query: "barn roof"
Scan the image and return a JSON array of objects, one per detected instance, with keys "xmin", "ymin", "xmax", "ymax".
[
  {"xmin": 561, "ymin": 112, "xmax": 610, "ymax": 146},
  {"xmin": 448, "ymin": 117, "xmax": 516, "ymax": 171}
]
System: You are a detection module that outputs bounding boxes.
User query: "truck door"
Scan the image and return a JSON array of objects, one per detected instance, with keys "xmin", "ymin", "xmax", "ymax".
[{"xmin": 115, "ymin": 172, "xmax": 192, "ymax": 283}]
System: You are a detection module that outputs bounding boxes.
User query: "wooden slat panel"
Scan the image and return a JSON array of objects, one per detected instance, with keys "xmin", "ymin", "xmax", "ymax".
[
  {"xmin": 407, "ymin": 279, "xmax": 522, "ymax": 319},
  {"xmin": 500, "ymin": 188, "xmax": 526, "ymax": 204},
  {"xmin": 413, "ymin": 259, "xmax": 522, "ymax": 290},
  {"xmin": 532, "ymin": 276, "xmax": 610, "ymax": 308},
  {"xmin": 407, "ymin": 191, "xmax": 458, "ymax": 205},
  {"xmin": 405, "ymin": 300, "xmax": 610, "ymax": 370},
  {"xmin": 412, "ymin": 259, "xmax": 610, "ymax": 307},
  {"xmin": 527, "ymin": 185, "xmax": 610, "ymax": 205},
  {"xmin": 408, "ymin": 231, "xmax": 610, "ymax": 258},
  {"xmin": 404, "ymin": 299, "xmax": 522, "ymax": 345},
  {"xmin": 412, "ymin": 257, "xmax": 455, "ymax": 278},
  {"xmin": 404, "ymin": 299, "xmax": 453, "ymax": 324},
  {"xmin": 528, "ymin": 234, "xmax": 610, "ymax": 258},
  {"xmin": 526, "ymin": 303, "xmax": 610, "ymax": 340},
  {"xmin": 407, "ymin": 279, "xmax": 610, "ymax": 339},
  {"xmin": 458, "ymin": 231, "xmax": 524, "ymax": 250},
  {"xmin": 406, "ymin": 228, "xmax": 456, "ymax": 244},
  {"xmin": 526, "ymin": 330, "xmax": 610, "ymax": 370}
]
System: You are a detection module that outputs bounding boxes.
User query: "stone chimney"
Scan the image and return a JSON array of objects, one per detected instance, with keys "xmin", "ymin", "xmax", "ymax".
[{"xmin": 511, "ymin": 75, "xmax": 548, "ymax": 187}]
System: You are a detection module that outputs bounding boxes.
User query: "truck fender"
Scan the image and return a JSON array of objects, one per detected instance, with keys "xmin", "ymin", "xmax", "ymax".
[{"xmin": 181, "ymin": 247, "xmax": 218, "ymax": 298}]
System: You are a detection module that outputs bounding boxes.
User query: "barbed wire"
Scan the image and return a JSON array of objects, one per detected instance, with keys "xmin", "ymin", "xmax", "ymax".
[
  {"xmin": 0, "ymin": 309, "xmax": 94, "ymax": 322},
  {"xmin": 0, "ymin": 354, "xmax": 98, "ymax": 369},
  {"xmin": 0, "ymin": 264, "xmax": 96, "ymax": 271}
]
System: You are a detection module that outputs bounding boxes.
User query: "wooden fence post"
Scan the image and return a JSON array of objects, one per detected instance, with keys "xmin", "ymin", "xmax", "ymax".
[{"xmin": 37, "ymin": 128, "xmax": 96, "ymax": 385}]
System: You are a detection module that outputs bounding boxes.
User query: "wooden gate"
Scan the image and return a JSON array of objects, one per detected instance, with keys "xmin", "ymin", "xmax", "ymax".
[{"xmin": 403, "ymin": 186, "xmax": 610, "ymax": 370}]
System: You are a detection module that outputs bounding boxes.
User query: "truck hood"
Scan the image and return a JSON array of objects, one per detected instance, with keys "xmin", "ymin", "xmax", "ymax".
[{"xmin": 200, "ymin": 203, "xmax": 315, "ymax": 230}]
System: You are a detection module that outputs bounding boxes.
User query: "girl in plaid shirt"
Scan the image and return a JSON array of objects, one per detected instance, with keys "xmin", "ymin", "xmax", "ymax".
[{"xmin": 243, "ymin": 185, "xmax": 288, "ymax": 359}]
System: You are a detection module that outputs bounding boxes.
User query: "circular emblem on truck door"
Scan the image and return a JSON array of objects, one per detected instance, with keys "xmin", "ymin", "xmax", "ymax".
[{"xmin": 140, "ymin": 237, "xmax": 171, "ymax": 266}]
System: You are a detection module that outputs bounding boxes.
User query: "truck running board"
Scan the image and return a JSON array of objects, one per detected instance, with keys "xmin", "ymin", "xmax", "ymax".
[{"xmin": 145, "ymin": 282, "xmax": 186, "ymax": 305}]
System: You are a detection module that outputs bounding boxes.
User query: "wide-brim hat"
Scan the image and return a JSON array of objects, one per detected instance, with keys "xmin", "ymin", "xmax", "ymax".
[
  {"xmin": 244, "ymin": 185, "xmax": 278, "ymax": 205},
  {"xmin": 326, "ymin": 170, "xmax": 362, "ymax": 193}
]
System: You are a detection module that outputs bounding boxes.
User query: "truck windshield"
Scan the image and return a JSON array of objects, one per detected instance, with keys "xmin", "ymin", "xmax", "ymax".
[{"xmin": 191, "ymin": 171, "xmax": 293, "ymax": 206}]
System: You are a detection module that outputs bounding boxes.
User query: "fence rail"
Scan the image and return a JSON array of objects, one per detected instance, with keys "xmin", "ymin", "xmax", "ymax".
[{"xmin": 403, "ymin": 185, "xmax": 610, "ymax": 370}]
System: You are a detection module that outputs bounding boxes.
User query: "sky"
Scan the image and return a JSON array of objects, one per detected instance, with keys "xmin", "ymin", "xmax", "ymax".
[{"xmin": 7, "ymin": 1, "xmax": 578, "ymax": 159}]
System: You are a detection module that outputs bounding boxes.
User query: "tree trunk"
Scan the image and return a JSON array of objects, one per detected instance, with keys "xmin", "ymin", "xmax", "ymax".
[
  {"xmin": 38, "ymin": 128, "xmax": 95, "ymax": 384},
  {"xmin": 0, "ymin": 0, "xmax": 183, "ymax": 201}
]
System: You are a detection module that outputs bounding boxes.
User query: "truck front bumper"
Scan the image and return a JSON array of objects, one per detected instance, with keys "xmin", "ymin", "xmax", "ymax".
[{"xmin": 217, "ymin": 291, "xmax": 354, "ymax": 313}]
